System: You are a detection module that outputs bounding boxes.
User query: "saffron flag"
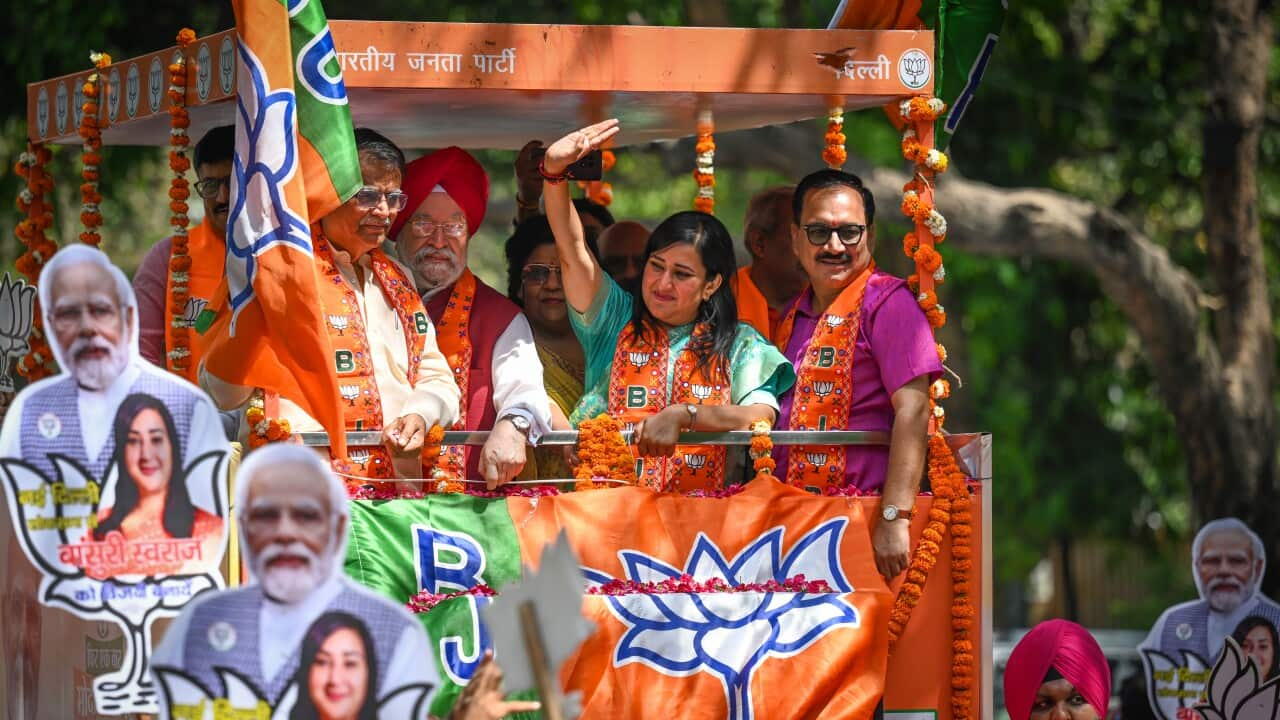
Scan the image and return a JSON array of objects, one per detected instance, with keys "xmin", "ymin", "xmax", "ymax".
[
  {"xmin": 200, "ymin": 0, "xmax": 362, "ymax": 454},
  {"xmin": 344, "ymin": 479, "xmax": 985, "ymax": 720}
]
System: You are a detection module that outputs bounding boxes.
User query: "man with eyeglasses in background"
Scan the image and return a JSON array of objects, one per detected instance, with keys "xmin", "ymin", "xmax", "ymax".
[
  {"xmin": 774, "ymin": 169, "xmax": 942, "ymax": 581},
  {"xmin": 200, "ymin": 129, "xmax": 460, "ymax": 484},
  {"xmin": 391, "ymin": 147, "xmax": 551, "ymax": 489},
  {"xmin": 134, "ymin": 126, "xmax": 235, "ymax": 384}
]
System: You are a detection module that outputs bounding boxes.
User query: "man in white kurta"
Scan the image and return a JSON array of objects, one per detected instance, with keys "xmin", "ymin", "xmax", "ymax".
[{"xmin": 199, "ymin": 129, "xmax": 460, "ymax": 480}]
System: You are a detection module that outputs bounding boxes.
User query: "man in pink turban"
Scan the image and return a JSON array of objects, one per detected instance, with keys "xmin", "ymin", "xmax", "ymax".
[
  {"xmin": 1004, "ymin": 619, "xmax": 1112, "ymax": 720},
  {"xmin": 392, "ymin": 147, "xmax": 551, "ymax": 487}
]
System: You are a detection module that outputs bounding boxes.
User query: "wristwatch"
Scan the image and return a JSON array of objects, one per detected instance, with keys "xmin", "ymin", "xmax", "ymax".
[
  {"xmin": 501, "ymin": 413, "xmax": 532, "ymax": 438},
  {"xmin": 683, "ymin": 404, "xmax": 698, "ymax": 430},
  {"xmin": 881, "ymin": 504, "xmax": 914, "ymax": 522}
]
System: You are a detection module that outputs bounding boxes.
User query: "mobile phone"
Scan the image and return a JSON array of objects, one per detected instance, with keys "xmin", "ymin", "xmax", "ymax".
[{"xmin": 532, "ymin": 147, "xmax": 603, "ymax": 181}]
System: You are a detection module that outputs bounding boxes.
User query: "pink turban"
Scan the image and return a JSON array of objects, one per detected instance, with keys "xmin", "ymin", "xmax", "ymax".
[
  {"xmin": 1004, "ymin": 619, "xmax": 1111, "ymax": 720},
  {"xmin": 390, "ymin": 146, "xmax": 489, "ymax": 241}
]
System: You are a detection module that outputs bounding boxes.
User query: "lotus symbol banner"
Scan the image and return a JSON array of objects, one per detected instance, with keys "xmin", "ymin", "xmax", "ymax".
[
  {"xmin": 582, "ymin": 519, "xmax": 860, "ymax": 720},
  {"xmin": 628, "ymin": 351, "xmax": 651, "ymax": 368},
  {"xmin": 0, "ymin": 273, "xmax": 36, "ymax": 393}
]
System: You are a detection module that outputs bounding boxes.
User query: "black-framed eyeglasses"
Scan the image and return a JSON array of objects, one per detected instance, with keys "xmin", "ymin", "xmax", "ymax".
[
  {"xmin": 521, "ymin": 264, "xmax": 562, "ymax": 284},
  {"xmin": 802, "ymin": 223, "xmax": 867, "ymax": 246},
  {"xmin": 410, "ymin": 218, "xmax": 467, "ymax": 238},
  {"xmin": 353, "ymin": 186, "xmax": 408, "ymax": 211},
  {"xmin": 194, "ymin": 176, "xmax": 231, "ymax": 200}
]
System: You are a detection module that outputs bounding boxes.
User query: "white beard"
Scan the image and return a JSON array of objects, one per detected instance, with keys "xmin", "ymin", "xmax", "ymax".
[
  {"xmin": 411, "ymin": 247, "xmax": 463, "ymax": 291},
  {"xmin": 252, "ymin": 541, "xmax": 332, "ymax": 604},
  {"xmin": 68, "ymin": 336, "xmax": 129, "ymax": 390},
  {"xmin": 1207, "ymin": 576, "xmax": 1255, "ymax": 613}
]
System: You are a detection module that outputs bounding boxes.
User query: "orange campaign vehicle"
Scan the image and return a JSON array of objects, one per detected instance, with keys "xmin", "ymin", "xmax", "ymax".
[{"xmin": 8, "ymin": 1, "xmax": 1003, "ymax": 718}]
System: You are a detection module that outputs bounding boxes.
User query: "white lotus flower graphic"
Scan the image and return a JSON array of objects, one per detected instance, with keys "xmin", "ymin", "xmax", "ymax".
[
  {"xmin": 181, "ymin": 297, "xmax": 209, "ymax": 328},
  {"xmin": 152, "ymin": 665, "xmax": 433, "ymax": 719},
  {"xmin": 1194, "ymin": 636, "xmax": 1280, "ymax": 720},
  {"xmin": 225, "ymin": 40, "xmax": 310, "ymax": 330},
  {"xmin": 583, "ymin": 519, "xmax": 859, "ymax": 720},
  {"xmin": 0, "ymin": 273, "xmax": 36, "ymax": 392},
  {"xmin": 1142, "ymin": 647, "xmax": 1214, "ymax": 720},
  {"xmin": 0, "ymin": 453, "xmax": 225, "ymax": 713},
  {"xmin": 628, "ymin": 351, "xmax": 651, "ymax": 368},
  {"xmin": 824, "ymin": 314, "xmax": 846, "ymax": 327}
]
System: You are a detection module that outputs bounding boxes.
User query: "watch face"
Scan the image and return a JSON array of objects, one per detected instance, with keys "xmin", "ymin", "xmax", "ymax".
[{"xmin": 883, "ymin": 505, "xmax": 898, "ymax": 521}]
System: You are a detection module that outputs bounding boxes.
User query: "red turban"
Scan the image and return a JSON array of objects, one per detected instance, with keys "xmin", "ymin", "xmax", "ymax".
[
  {"xmin": 1003, "ymin": 619, "xmax": 1111, "ymax": 720},
  {"xmin": 390, "ymin": 146, "xmax": 489, "ymax": 241}
]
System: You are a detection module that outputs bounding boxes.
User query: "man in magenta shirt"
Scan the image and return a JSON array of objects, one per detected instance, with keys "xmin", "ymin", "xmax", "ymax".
[{"xmin": 775, "ymin": 168, "xmax": 942, "ymax": 580}]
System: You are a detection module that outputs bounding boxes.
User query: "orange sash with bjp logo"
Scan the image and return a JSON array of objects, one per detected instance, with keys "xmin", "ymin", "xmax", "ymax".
[
  {"xmin": 164, "ymin": 219, "xmax": 224, "ymax": 383},
  {"xmin": 775, "ymin": 264, "xmax": 875, "ymax": 491},
  {"xmin": 425, "ymin": 269, "xmax": 477, "ymax": 481},
  {"xmin": 314, "ymin": 232, "xmax": 431, "ymax": 482},
  {"xmin": 607, "ymin": 323, "xmax": 731, "ymax": 492}
]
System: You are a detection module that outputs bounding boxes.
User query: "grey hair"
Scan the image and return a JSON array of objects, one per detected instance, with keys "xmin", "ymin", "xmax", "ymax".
[
  {"xmin": 37, "ymin": 244, "xmax": 139, "ymax": 368},
  {"xmin": 234, "ymin": 444, "xmax": 350, "ymax": 580},
  {"xmin": 1191, "ymin": 517, "xmax": 1267, "ymax": 600}
]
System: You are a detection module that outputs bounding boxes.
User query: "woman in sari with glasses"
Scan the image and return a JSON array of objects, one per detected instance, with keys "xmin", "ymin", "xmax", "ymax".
[
  {"xmin": 541, "ymin": 120, "xmax": 795, "ymax": 492},
  {"xmin": 503, "ymin": 216, "xmax": 600, "ymax": 479}
]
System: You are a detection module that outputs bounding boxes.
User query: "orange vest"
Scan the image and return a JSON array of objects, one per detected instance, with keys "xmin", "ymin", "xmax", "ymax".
[{"xmin": 164, "ymin": 219, "xmax": 223, "ymax": 383}]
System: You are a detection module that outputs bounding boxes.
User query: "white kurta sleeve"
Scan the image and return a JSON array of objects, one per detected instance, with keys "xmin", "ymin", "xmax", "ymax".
[
  {"xmin": 401, "ymin": 309, "xmax": 462, "ymax": 431},
  {"xmin": 489, "ymin": 314, "xmax": 552, "ymax": 442},
  {"xmin": 0, "ymin": 389, "xmax": 27, "ymax": 458}
]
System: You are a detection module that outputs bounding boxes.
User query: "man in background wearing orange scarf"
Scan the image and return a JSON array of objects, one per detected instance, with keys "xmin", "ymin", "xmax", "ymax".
[
  {"xmin": 732, "ymin": 185, "xmax": 809, "ymax": 343},
  {"xmin": 134, "ymin": 126, "xmax": 233, "ymax": 383}
]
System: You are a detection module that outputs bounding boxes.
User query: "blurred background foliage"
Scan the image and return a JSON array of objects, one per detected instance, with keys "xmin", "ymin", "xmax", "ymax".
[{"xmin": 2, "ymin": 0, "xmax": 1277, "ymax": 630}]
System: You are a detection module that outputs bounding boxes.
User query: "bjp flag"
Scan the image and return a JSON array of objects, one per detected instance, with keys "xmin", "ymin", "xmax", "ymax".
[
  {"xmin": 199, "ymin": 0, "xmax": 362, "ymax": 454},
  {"xmin": 343, "ymin": 478, "xmax": 991, "ymax": 720}
]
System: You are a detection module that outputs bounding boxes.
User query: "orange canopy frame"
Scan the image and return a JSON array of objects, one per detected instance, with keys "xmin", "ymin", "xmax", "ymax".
[{"xmin": 26, "ymin": 21, "xmax": 934, "ymax": 149}]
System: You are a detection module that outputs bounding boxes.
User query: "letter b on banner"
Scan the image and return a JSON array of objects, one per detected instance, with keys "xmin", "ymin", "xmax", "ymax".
[
  {"xmin": 817, "ymin": 346, "xmax": 836, "ymax": 367},
  {"xmin": 413, "ymin": 526, "xmax": 492, "ymax": 684},
  {"xmin": 627, "ymin": 386, "xmax": 647, "ymax": 409}
]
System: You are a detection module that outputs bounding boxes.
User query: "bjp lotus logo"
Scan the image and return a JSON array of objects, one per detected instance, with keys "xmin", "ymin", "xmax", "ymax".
[
  {"xmin": 628, "ymin": 351, "xmax": 651, "ymax": 368},
  {"xmin": 0, "ymin": 274, "xmax": 36, "ymax": 392},
  {"xmin": 683, "ymin": 453, "xmax": 707, "ymax": 470},
  {"xmin": 824, "ymin": 314, "xmax": 845, "ymax": 328},
  {"xmin": 583, "ymin": 519, "xmax": 860, "ymax": 720},
  {"xmin": 1194, "ymin": 636, "xmax": 1280, "ymax": 720},
  {"xmin": 327, "ymin": 314, "xmax": 349, "ymax": 335},
  {"xmin": 690, "ymin": 384, "xmax": 713, "ymax": 400},
  {"xmin": 806, "ymin": 452, "xmax": 828, "ymax": 466},
  {"xmin": 339, "ymin": 385, "xmax": 360, "ymax": 406},
  {"xmin": 348, "ymin": 449, "xmax": 371, "ymax": 467},
  {"xmin": 181, "ymin": 298, "xmax": 208, "ymax": 328},
  {"xmin": 812, "ymin": 381, "xmax": 835, "ymax": 398}
]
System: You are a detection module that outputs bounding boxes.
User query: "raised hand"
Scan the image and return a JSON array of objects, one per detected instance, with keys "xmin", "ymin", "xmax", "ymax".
[{"xmin": 543, "ymin": 119, "xmax": 620, "ymax": 176}]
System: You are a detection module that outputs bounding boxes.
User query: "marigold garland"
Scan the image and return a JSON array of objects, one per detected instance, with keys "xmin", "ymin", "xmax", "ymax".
[
  {"xmin": 749, "ymin": 419, "xmax": 776, "ymax": 477},
  {"xmin": 574, "ymin": 414, "xmax": 637, "ymax": 490},
  {"xmin": 822, "ymin": 107, "xmax": 847, "ymax": 168},
  {"xmin": 78, "ymin": 51, "xmax": 111, "ymax": 246},
  {"xmin": 692, "ymin": 111, "xmax": 715, "ymax": 214},
  {"xmin": 588, "ymin": 574, "xmax": 834, "ymax": 597},
  {"xmin": 407, "ymin": 584, "xmax": 496, "ymax": 614},
  {"xmin": 898, "ymin": 96, "xmax": 947, "ymax": 123},
  {"xmin": 12, "ymin": 144, "xmax": 57, "ymax": 380},
  {"xmin": 929, "ymin": 433, "xmax": 976, "ymax": 720},
  {"xmin": 167, "ymin": 29, "xmax": 195, "ymax": 374},
  {"xmin": 246, "ymin": 392, "xmax": 292, "ymax": 449}
]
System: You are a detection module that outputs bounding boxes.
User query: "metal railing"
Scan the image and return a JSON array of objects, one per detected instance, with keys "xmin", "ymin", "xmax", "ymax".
[{"xmin": 296, "ymin": 429, "xmax": 892, "ymax": 447}]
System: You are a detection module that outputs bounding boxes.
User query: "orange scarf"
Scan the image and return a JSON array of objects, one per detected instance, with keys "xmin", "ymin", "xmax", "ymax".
[
  {"xmin": 424, "ymin": 269, "xmax": 476, "ymax": 480},
  {"xmin": 733, "ymin": 266, "xmax": 772, "ymax": 342},
  {"xmin": 774, "ymin": 264, "xmax": 874, "ymax": 491},
  {"xmin": 607, "ymin": 323, "xmax": 730, "ymax": 492},
  {"xmin": 164, "ymin": 219, "xmax": 223, "ymax": 383},
  {"xmin": 313, "ymin": 233, "xmax": 431, "ymax": 482}
]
